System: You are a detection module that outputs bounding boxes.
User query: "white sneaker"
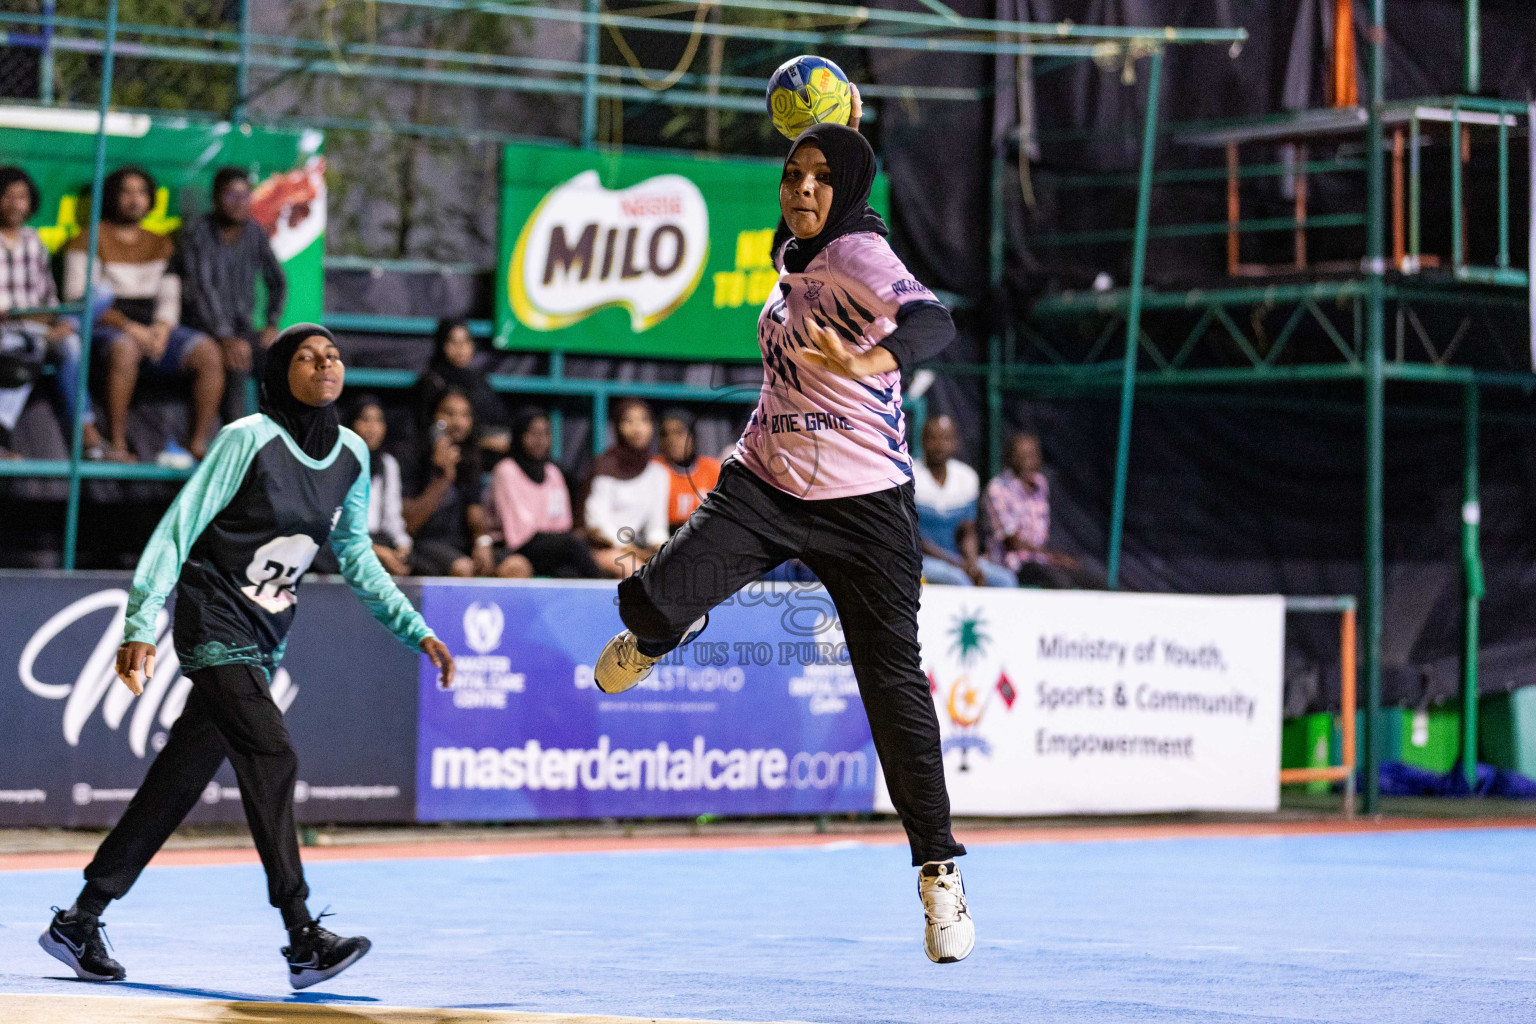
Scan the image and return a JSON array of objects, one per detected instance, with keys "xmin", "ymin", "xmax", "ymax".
[
  {"xmin": 919, "ymin": 860, "xmax": 974, "ymax": 963},
  {"xmin": 593, "ymin": 616, "xmax": 707, "ymax": 695}
]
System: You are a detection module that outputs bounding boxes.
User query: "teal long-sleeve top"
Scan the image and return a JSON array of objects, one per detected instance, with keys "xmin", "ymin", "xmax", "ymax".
[{"xmin": 124, "ymin": 414, "xmax": 434, "ymax": 676}]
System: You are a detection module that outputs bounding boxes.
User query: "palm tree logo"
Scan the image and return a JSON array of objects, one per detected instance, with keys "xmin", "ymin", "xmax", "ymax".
[{"xmin": 938, "ymin": 609, "xmax": 994, "ymax": 771}]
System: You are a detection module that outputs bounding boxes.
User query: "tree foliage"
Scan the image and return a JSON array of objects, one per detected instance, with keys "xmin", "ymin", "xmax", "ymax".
[{"xmin": 50, "ymin": 0, "xmax": 236, "ymax": 113}]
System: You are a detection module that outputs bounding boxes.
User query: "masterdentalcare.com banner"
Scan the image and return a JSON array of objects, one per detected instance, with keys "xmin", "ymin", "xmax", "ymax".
[{"xmin": 415, "ymin": 580, "xmax": 879, "ymax": 821}]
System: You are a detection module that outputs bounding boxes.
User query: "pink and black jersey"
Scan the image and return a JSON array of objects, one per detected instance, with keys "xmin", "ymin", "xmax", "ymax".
[{"xmin": 736, "ymin": 231, "xmax": 938, "ymax": 500}]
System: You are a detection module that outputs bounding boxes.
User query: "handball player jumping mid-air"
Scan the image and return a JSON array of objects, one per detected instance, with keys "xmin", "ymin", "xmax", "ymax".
[
  {"xmin": 594, "ymin": 123, "xmax": 974, "ymax": 963},
  {"xmin": 39, "ymin": 324, "xmax": 455, "ymax": 989}
]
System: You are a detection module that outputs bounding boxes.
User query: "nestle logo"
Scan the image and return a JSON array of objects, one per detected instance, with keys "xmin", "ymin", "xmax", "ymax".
[
  {"xmin": 890, "ymin": 278, "xmax": 926, "ymax": 296},
  {"xmin": 620, "ymin": 194, "xmax": 683, "ymax": 217}
]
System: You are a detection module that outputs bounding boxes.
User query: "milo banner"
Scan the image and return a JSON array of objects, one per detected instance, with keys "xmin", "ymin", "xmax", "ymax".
[
  {"xmin": 495, "ymin": 142, "xmax": 888, "ymax": 360},
  {"xmin": 888, "ymin": 589, "xmax": 1286, "ymax": 816},
  {"xmin": 416, "ymin": 581, "xmax": 878, "ymax": 821},
  {"xmin": 0, "ymin": 572, "xmax": 417, "ymax": 826},
  {"xmin": 0, "ymin": 108, "xmax": 323, "ymax": 325}
]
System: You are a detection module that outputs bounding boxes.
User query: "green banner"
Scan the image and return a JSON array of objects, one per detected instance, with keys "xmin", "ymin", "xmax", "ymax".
[
  {"xmin": 495, "ymin": 142, "xmax": 887, "ymax": 361},
  {"xmin": 0, "ymin": 112, "xmax": 323, "ymax": 326}
]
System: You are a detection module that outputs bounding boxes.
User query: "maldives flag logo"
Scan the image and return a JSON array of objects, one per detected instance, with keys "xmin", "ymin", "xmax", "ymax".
[{"xmin": 996, "ymin": 671, "xmax": 1017, "ymax": 709}]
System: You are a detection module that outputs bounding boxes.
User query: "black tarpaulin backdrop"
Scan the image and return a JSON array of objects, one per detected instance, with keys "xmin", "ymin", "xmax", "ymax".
[
  {"xmin": 1009, "ymin": 392, "xmax": 1536, "ymax": 715},
  {"xmin": 865, "ymin": 0, "xmax": 1536, "ymax": 712}
]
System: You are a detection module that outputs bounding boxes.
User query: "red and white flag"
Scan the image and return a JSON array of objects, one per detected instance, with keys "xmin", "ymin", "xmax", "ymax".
[{"xmin": 995, "ymin": 671, "xmax": 1017, "ymax": 710}]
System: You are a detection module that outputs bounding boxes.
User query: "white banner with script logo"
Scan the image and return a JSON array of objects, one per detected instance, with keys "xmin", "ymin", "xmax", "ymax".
[
  {"xmin": 877, "ymin": 588, "xmax": 1284, "ymax": 815},
  {"xmin": 2, "ymin": 572, "xmax": 420, "ymax": 826}
]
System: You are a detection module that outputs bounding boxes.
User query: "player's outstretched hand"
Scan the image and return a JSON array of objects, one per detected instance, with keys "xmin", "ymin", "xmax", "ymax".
[
  {"xmin": 115, "ymin": 641, "xmax": 155, "ymax": 696},
  {"xmin": 422, "ymin": 636, "xmax": 455, "ymax": 688},
  {"xmin": 849, "ymin": 83, "xmax": 863, "ymax": 131},
  {"xmin": 800, "ymin": 316, "xmax": 897, "ymax": 379}
]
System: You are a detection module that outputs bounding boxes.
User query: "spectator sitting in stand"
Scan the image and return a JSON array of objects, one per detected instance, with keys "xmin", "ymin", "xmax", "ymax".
[
  {"xmin": 484, "ymin": 407, "xmax": 603, "ymax": 579},
  {"xmin": 913, "ymin": 414, "xmax": 1015, "ymax": 587},
  {"xmin": 0, "ymin": 165, "xmax": 108, "ymax": 459},
  {"xmin": 416, "ymin": 317, "xmax": 510, "ymax": 457},
  {"xmin": 584, "ymin": 397, "xmax": 669, "ymax": 578},
  {"xmin": 656, "ymin": 407, "xmax": 720, "ymax": 534},
  {"xmin": 349, "ymin": 394, "xmax": 412, "ymax": 575},
  {"xmin": 178, "ymin": 166, "xmax": 287, "ymax": 422},
  {"xmin": 403, "ymin": 388, "xmax": 494, "ymax": 578},
  {"xmin": 983, "ymin": 431, "xmax": 1104, "ymax": 589},
  {"xmin": 66, "ymin": 165, "xmax": 222, "ymax": 462}
]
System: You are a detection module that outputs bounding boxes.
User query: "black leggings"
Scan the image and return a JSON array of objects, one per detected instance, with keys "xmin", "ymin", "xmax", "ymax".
[
  {"xmin": 618, "ymin": 459, "xmax": 965, "ymax": 866},
  {"xmin": 80, "ymin": 663, "xmax": 310, "ymax": 927},
  {"xmin": 516, "ymin": 531, "xmax": 603, "ymax": 578}
]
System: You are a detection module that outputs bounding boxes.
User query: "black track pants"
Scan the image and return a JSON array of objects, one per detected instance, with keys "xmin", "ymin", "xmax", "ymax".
[
  {"xmin": 82, "ymin": 663, "xmax": 311, "ymax": 926},
  {"xmin": 618, "ymin": 459, "xmax": 966, "ymax": 866}
]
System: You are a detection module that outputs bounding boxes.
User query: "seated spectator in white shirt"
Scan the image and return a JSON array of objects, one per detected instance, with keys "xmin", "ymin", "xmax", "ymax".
[
  {"xmin": 584, "ymin": 397, "xmax": 669, "ymax": 579},
  {"xmin": 913, "ymin": 414, "xmax": 1016, "ymax": 588},
  {"xmin": 350, "ymin": 394, "xmax": 412, "ymax": 574},
  {"xmin": 308, "ymin": 393, "xmax": 412, "ymax": 577}
]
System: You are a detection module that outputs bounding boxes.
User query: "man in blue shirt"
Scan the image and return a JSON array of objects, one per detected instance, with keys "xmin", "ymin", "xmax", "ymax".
[{"xmin": 911, "ymin": 415, "xmax": 1015, "ymax": 587}]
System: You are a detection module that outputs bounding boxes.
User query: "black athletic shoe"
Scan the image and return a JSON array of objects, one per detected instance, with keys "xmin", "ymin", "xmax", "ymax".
[
  {"xmin": 283, "ymin": 914, "xmax": 371, "ymax": 990},
  {"xmin": 38, "ymin": 907, "xmax": 126, "ymax": 981}
]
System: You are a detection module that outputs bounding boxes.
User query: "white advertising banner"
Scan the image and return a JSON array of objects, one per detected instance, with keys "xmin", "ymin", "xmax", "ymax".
[{"xmin": 877, "ymin": 588, "xmax": 1286, "ymax": 816}]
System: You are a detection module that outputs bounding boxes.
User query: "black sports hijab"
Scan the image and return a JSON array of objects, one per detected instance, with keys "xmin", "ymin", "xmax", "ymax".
[
  {"xmin": 509, "ymin": 406, "xmax": 550, "ymax": 486},
  {"xmin": 261, "ymin": 322, "xmax": 341, "ymax": 460},
  {"xmin": 779, "ymin": 122, "xmax": 888, "ymax": 275},
  {"xmin": 346, "ymin": 392, "xmax": 387, "ymax": 480}
]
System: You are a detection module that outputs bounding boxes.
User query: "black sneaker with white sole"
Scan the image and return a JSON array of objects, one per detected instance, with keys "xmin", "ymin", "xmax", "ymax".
[
  {"xmin": 38, "ymin": 907, "xmax": 126, "ymax": 981},
  {"xmin": 283, "ymin": 915, "xmax": 371, "ymax": 990}
]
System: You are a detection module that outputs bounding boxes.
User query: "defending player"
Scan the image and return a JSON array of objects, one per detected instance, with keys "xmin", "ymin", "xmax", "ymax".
[
  {"xmin": 39, "ymin": 323, "xmax": 455, "ymax": 989},
  {"xmin": 593, "ymin": 124, "xmax": 974, "ymax": 963}
]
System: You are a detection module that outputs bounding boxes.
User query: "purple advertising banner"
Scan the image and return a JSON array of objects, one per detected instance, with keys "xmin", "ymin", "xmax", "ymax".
[
  {"xmin": 0, "ymin": 571, "xmax": 419, "ymax": 826},
  {"xmin": 415, "ymin": 580, "xmax": 878, "ymax": 821}
]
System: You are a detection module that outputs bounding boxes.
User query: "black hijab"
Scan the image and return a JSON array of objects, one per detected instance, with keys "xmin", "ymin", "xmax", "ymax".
[
  {"xmin": 591, "ymin": 397, "xmax": 655, "ymax": 482},
  {"xmin": 346, "ymin": 392, "xmax": 387, "ymax": 480},
  {"xmin": 425, "ymin": 318, "xmax": 484, "ymax": 393},
  {"xmin": 510, "ymin": 406, "xmax": 551, "ymax": 486},
  {"xmin": 421, "ymin": 317, "xmax": 508, "ymax": 432},
  {"xmin": 779, "ymin": 123, "xmax": 888, "ymax": 275},
  {"xmin": 261, "ymin": 322, "xmax": 341, "ymax": 460},
  {"xmin": 660, "ymin": 407, "xmax": 698, "ymax": 472},
  {"xmin": 421, "ymin": 387, "xmax": 483, "ymax": 496}
]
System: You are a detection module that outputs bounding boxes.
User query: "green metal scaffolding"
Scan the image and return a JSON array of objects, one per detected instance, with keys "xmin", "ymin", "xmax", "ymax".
[{"xmin": 9, "ymin": 1, "xmax": 1530, "ymax": 812}]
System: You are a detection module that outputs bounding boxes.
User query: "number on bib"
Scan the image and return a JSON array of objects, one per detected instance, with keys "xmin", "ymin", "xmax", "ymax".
[{"xmin": 241, "ymin": 534, "xmax": 321, "ymax": 613}]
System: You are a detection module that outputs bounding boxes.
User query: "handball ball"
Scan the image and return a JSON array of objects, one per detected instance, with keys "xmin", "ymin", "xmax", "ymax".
[{"xmin": 766, "ymin": 55, "xmax": 853, "ymax": 141}]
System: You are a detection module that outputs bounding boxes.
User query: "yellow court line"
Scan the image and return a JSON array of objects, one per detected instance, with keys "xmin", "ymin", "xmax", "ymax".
[{"xmin": 0, "ymin": 993, "xmax": 809, "ymax": 1024}]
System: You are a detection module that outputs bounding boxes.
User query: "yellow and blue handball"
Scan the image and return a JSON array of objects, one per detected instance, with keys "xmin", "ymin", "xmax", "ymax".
[{"xmin": 766, "ymin": 55, "xmax": 853, "ymax": 141}]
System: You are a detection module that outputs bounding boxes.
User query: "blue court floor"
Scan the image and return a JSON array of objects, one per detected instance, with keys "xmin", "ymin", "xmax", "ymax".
[{"xmin": 2, "ymin": 828, "xmax": 1535, "ymax": 1023}]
